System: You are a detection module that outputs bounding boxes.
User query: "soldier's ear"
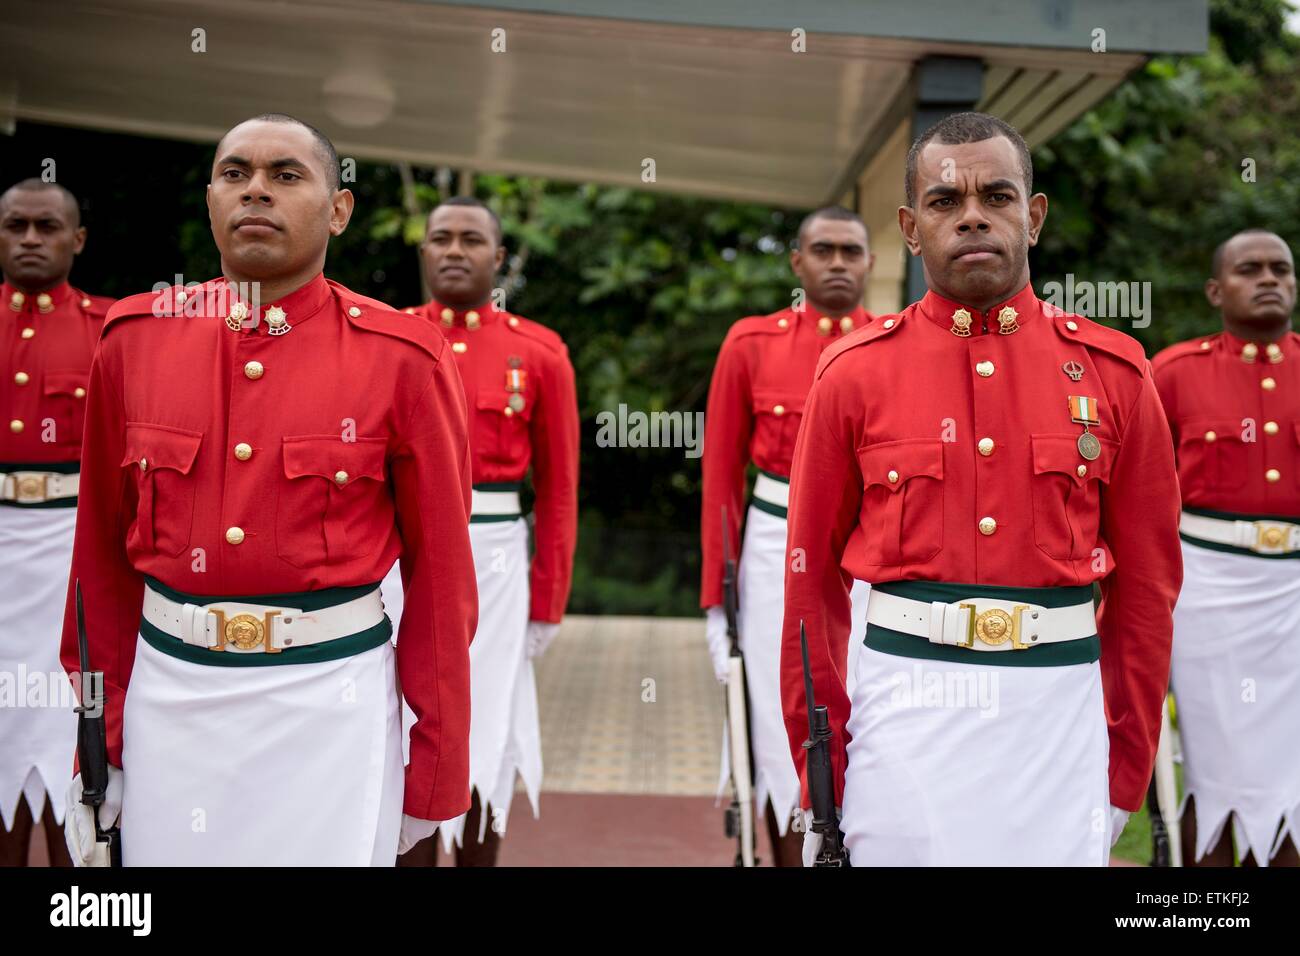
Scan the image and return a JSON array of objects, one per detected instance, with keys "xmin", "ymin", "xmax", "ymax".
[
  {"xmin": 329, "ymin": 189, "xmax": 355, "ymax": 237},
  {"xmin": 1205, "ymin": 277, "xmax": 1222, "ymax": 308},
  {"xmin": 72, "ymin": 226, "xmax": 87, "ymax": 256},
  {"xmin": 1026, "ymin": 193, "xmax": 1048, "ymax": 247},
  {"xmin": 494, "ymin": 242, "xmax": 506, "ymax": 271},
  {"xmin": 897, "ymin": 205, "xmax": 922, "ymax": 256}
]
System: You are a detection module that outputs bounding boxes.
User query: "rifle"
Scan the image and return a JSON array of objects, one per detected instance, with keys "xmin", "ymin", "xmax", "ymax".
[
  {"xmin": 720, "ymin": 507, "xmax": 756, "ymax": 867},
  {"xmin": 74, "ymin": 581, "xmax": 122, "ymax": 867},
  {"xmin": 1147, "ymin": 778, "xmax": 1170, "ymax": 867},
  {"xmin": 800, "ymin": 619, "xmax": 848, "ymax": 866},
  {"xmin": 1148, "ymin": 693, "xmax": 1181, "ymax": 866}
]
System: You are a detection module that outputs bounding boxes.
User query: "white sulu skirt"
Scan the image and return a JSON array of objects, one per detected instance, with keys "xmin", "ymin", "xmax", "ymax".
[
  {"xmin": 381, "ymin": 517, "xmax": 539, "ymax": 850},
  {"xmin": 840, "ymin": 641, "xmax": 1113, "ymax": 866},
  {"xmin": 119, "ymin": 635, "xmax": 404, "ymax": 866},
  {"xmin": 0, "ymin": 505, "xmax": 78, "ymax": 831},
  {"xmin": 718, "ymin": 504, "xmax": 869, "ymax": 838},
  {"xmin": 1171, "ymin": 540, "xmax": 1300, "ymax": 864}
]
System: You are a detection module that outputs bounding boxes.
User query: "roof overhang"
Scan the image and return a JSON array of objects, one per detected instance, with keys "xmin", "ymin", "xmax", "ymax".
[{"xmin": 0, "ymin": 0, "xmax": 1207, "ymax": 207}]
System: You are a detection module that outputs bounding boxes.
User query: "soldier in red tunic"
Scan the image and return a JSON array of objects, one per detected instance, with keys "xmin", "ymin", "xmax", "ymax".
[
  {"xmin": 389, "ymin": 197, "xmax": 579, "ymax": 866},
  {"xmin": 59, "ymin": 115, "xmax": 477, "ymax": 865},
  {"xmin": 0, "ymin": 179, "xmax": 111, "ymax": 866},
  {"xmin": 1153, "ymin": 229, "xmax": 1300, "ymax": 867},
  {"xmin": 783, "ymin": 113, "xmax": 1182, "ymax": 865},
  {"xmin": 701, "ymin": 205, "xmax": 874, "ymax": 865}
]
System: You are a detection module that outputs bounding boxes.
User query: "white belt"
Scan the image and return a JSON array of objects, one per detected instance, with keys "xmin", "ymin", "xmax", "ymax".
[
  {"xmin": 471, "ymin": 488, "xmax": 521, "ymax": 516},
  {"xmin": 143, "ymin": 584, "xmax": 386, "ymax": 654},
  {"xmin": 753, "ymin": 473, "xmax": 789, "ymax": 510},
  {"xmin": 1180, "ymin": 510, "xmax": 1300, "ymax": 556},
  {"xmin": 866, "ymin": 590, "xmax": 1097, "ymax": 652},
  {"xmin": 0, "ymin": 470, "xmax": 79, "ymax": 503}
]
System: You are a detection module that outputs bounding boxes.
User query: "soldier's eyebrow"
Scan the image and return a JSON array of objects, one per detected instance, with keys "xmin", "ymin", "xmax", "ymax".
[
  {"xmin": 428, "ymin": 227, "xmax": 488, "ymax": 240},
  {"xmin": 268, "ymin": 158, "xmax": 312, "ymax": 174},
  {"xmin": 923, "ymin": 184, "xmax": 961, "ymax": 200},
  {"xmin": 978, "ymin": 179, "xmax": 1020, "ymax": 194}
]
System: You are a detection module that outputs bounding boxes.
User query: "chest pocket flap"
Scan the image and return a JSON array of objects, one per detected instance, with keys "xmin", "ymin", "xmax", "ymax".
[
  {"xmin": 44, "ymin": 368, "xmax": 89, "ymax": 397},
  {"xmin": 1031, "ymin": 433, "xmax": 1116, "ymax": 486},
  {"xmin": 859, "ymin": 438, "xmax": 944, "ymax": 490},
  {"xmin": 122, "ymin": 423, "xmax": 202, "ymax": 474},
  {"xmin": 283, "ymin": 436, "xmax": 386, "ymax": 486},
  {"xmin": 750, "ymin": 388, "xmax": 805, "ymax": 418}
]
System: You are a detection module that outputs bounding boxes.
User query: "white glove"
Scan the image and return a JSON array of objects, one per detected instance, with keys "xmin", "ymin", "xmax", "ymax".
[
  {"xmin": 526, "ymin": 621, "xmax": 561, "ymax": 660},
  {"xmin": 705, "ymin": 605, "xmax": 731, "ymax": 684},
  {"xmin": 1109, "ymin": 805, "xmax": 1131, "ymax": 848},
  {"xmin": 797, "ymin": 807, "xmax": 845, "ymax": 867},
  {"xmin": 64, "ymin": 767, "xmax": 124, "ymax": 867},
  {"xmin": 397, "ymin": 814, "xmax": 445, "ymax": 855}
]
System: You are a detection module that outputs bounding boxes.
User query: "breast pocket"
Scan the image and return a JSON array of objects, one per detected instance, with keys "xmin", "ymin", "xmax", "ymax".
[
  {"xmin": 751, "ymin": 388, "xmax": 805, "ymax": 467},
  {"xmin": 1030, "ymin": 433, "xmax": 1116, "ymax": 561},
  {"xmin": 474, "ymin": 392, "xmax": 532, "ymax": 467},
  {"xmin": 122, "ymin": 423, "xmax": 202, "ymax": 558},
  {"xmin": 1176, "ymin": 418, "xmax": 1247, "ymax": 494},
  {"xmin": 44, "ymin": 368, "xmax": 89, "ymax": 448},
  {"xmin": 277, "ymin": 436, "xmax": 388, "ymax": 568},
  {"xmin": 856, "ymin": 439, "xmax": 944, "ymax": 567}
]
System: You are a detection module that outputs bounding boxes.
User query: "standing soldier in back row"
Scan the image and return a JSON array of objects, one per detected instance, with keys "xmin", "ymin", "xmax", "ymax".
[
  {"xmin": 783, "ymin": 113, "xmax": 1182, "ymax": 865},
  {"xmin": 388, "ymin": 196, "xmax": 579, "ymax": 866},
  {"xmin": 701, "ymin": 206, "xmax": 874, "ymax": 866},
  {"xmin": 1153, "ymin": 228, "xmax": 1300, "ymax": 867},
  {"xmin": 0, "ymin": 179, "xmax": 111, "ymax": 866}
]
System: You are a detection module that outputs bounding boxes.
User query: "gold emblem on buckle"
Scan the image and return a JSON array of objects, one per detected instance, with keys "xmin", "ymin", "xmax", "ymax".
[
  {"xmin": 14, "ymin": 474, "xmax": 49, "ymax": 503},
  {"xmin": 958, "ymin": 603, "xmax": 1034, "ymax": 650},
  {"xmin": 208, "ymin": 609, "xmax": 282, "ymax": 652},
  {"xmin": 1255, "ymin": 522, "xmax": 1291, "ymax": 552}
]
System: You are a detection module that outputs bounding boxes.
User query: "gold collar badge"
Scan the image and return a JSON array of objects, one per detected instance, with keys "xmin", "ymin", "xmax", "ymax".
[
  {"xmin": 950, "ymin": 308, "xmax": 972, "ymax": 337},
  {"xmin": 266, "ymin": 305, "xmax": 291, "ymax": 336},
  {"xmin": 996, "ymin": 306, "xmax": 1019, "ymax": 335},
  {"xmin": 226, "ymin": 300, "xmax": 249, "ymax": 332}
]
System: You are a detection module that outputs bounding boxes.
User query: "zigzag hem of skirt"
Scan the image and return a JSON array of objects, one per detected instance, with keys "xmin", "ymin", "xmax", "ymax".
[
  {"xmin": 1179, "ymin": 788, "xmax": 1300, "ymax": 865},
  {"xmin": 437, "ymin": 765, "xmax": 542, "ymax": 852}
]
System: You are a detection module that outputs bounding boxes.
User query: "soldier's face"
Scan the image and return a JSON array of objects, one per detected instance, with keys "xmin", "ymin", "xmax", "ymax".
[
  {"xmin": 421, "ymin": 206, "xmax": 504, "ymax": 306},
  {"xmin": 1206, "ymin": 233, "xmax": 1295, "ymax": 327},
  {"xmin": 791, "ymin": 218, "xmax": 873, "ymax": 314},
  {"xmin": 0, "ymin": 189, "xmax": 84, "ymax": 292},
  {"xmin": 207, "ymin": 120, "xmax": 352, "ymax": 283},
  {"xmin": 899, "ymin": 136, "xmax": 1046, "ymax": 308}
]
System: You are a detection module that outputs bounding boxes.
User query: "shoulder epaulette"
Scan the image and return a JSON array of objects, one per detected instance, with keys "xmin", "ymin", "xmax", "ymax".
[
  {"xmin": 333, "ymin": 283, "xmax": 444, "ymax": 361},
  {"xmin": 502, "ymin": 312, "xmax": 568, "ymax": 355},
  {"xmin": 814, "ymin": 311, "xmax": 904, "ymax": 379},
  {"xmin": 1047, "ymin": 310, "xmax": 1148, "ymax": 373},
  {"xmin": 1152, "ymin": 335, "xmax": 1218, "ymax": 372}
]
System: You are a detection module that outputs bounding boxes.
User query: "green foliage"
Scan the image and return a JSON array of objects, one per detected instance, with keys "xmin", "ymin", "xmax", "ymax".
[{"xmin": 1033, "ymin": 0, "xmax": 1300, "ymax": 353}]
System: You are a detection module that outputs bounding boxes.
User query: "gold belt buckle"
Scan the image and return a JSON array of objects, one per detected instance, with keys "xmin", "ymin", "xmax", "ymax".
[
  {"xmin": 957, "ymin": 602, "xmax": 1033, "ymax": 650},
  {"xmin": 208, "ymin": 609, "xmax": 283, "ymax": 652},
  {"xmin": 1254, "ymin": 521, "xmax": 1291, "ymax": 553},
  {"xmin": 13, "ymin": 473, "xmax": 50, "ymax": 504}
]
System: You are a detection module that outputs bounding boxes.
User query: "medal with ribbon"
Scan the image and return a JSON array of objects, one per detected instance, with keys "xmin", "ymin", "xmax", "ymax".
[
  {"xmin": 1068, "ymin": 395, "xmax": 1101, "ymax": 460},
  {"xmin": 506, "ymin": 356, "xmax": 527, "ymax": 413}
]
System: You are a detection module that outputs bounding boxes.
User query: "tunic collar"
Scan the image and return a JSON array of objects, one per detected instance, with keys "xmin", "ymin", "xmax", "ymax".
[
  {"xmin": 426, "ymin": 298, "xmax": 501, "ymax": 330},
  {"xmin": 3, "ymin": 279, "xmax": 74, "ymax": 314},
  {"xmin": 917, "ymin": 282, "xmax": 1039, "ymax": 337}
]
